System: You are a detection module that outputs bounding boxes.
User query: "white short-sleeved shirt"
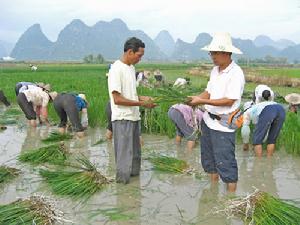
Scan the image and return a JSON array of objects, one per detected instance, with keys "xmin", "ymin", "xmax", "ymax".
[
  {"xmin": 203, "ymin": 61, "xmax": 245, "ymax": 132},
  {"xmin": 108, "ymin": 60, "xmax": 140, "ymax": 121},
  {"xmin": 23, "ymin": 86, "xmax": 50, "ymax": 107}
]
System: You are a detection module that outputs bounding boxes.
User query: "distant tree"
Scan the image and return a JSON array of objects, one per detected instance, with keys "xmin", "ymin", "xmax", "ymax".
[
  {"xmin": 83, "ymin": 54, "xmax": 105, "ymax": 64},
  {"xmin": 95, "ymin": 54, "xmax": 105, "ymax": 64}
]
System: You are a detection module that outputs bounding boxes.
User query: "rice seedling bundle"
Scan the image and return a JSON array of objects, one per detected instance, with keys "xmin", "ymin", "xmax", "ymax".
[
  {"xmin": 147, "ymin": 154, "xmax": 202, "ymax": 178},
  {"xmin": 42, "ymin": 131, "xmax": 73, "ymax": 143},
  {"xmin": 0, "ymin": 195, "xmax": 70, "ymax": 225},
  {"xmin": 92, "ymin": 138, "xmax": 106, "ymax": 146},
  {"xmin": 39, "ymin": 156, "xmax": 111, "ymax": 200},
  {"xmin": 149, "ymin": 86, "xmax": 200, "ymax": 105},
  {"xmin": 215, "ymin": 189, "xmax": 300, "ymax": 225},
  {"xmin": 0, "ymin": 166, "xmax": 20, "ymax": 184},
  {"xmin": 18, "ymin": 143, "xmax": 69, "ymax": 165}
]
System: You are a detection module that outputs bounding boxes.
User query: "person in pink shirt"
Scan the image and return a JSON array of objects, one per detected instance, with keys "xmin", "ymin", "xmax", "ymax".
[{"xmin": 168, "ymin": 104, "xmax": 203, "ymax": 150}]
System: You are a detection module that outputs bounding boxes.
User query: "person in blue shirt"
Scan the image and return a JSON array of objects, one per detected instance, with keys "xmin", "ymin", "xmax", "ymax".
[
  {"xmin": 242, "ymin": 89, "xmax": 285, "ymax": 157},
  {"xmin": 52, "ymin": 93, "xmax": 88, "ymax": 137}
]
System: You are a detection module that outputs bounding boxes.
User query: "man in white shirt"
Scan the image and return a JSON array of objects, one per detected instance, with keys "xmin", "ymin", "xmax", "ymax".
[
  {"xmin": 188, "ymin": 32, "xmax": 245, "ymax": 192},
  {"xmin": 108, "ymin": 37, "xmax": 155, "ymax": 184}
]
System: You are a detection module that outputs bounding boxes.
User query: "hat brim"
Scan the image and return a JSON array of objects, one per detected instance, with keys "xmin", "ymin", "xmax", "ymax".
[
  {"xmin": 285, "ymin": 93, "xmax": 300, "ymax": 105},
  {"xmin": 201, "ymin": 45, "xmax": 243, "ymax": 54}
]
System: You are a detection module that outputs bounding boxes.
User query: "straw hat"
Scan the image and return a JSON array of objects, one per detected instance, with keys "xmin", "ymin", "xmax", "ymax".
[
  {"xmin": 42, "ymin": 84, "xmax": 51, "ymax": 92},
  {"xmin": 49, "ymin": 91, "xmax": 58, "ymax": 100},
  {"xmin": 201, "ymin": 32, "xmax": 242, "ymax": 54},
  {"xmin": 285, "ymin": 93, "xmax": 300, "ymax": 105}
]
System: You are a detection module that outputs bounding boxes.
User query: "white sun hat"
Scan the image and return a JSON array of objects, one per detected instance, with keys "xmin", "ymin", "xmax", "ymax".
[
  {"xmin": 285, "ymin": 93, "xmax": 300, "ymax": 105},
  {"xmin": 201, "ymin": 32, "xmax": 243, "ymax": 54}
]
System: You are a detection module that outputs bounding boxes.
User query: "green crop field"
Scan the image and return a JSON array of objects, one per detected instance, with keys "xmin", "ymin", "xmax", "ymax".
[{"xmin": 0, "ymin": 62, "xmax": 299, "ymax": 154}]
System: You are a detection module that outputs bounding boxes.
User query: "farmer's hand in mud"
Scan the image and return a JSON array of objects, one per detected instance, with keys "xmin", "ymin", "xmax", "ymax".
[{"xmin": 186, "ymin": 96, "xmax": 205, "ymax": 106}]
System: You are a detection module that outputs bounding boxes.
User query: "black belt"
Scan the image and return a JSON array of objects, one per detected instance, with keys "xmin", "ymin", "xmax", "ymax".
[{"xmin": 208, "ymin": 112, "xmax": 221, "ymax": 120}]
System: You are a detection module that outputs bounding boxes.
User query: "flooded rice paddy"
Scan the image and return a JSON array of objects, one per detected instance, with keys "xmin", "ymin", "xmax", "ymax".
[{"xmin": 1, "ymin": 121, "xmax": 300, "ymax": 224}]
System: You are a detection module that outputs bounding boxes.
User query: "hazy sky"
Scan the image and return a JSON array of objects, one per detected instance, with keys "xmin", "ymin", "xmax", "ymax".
[{"xmin": 1, "ymin": 0, "xmax": 300, "ymax": 44}]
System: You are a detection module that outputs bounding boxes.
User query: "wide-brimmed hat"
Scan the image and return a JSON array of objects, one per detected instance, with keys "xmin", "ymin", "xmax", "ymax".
[
  {"xmin": 285, "ymin": 93, "xmax": 300, "ymax": 105},
  {"xmin": 43, "ymin": 84, "xmax": 51, "ymax": 92},
  {"xmin": 201, "ymin": 32, "xmax": 242, "ymax": 54},
  {"xmin": 49, "ymin": 91, "xmax": 58, "ymax": 100}
]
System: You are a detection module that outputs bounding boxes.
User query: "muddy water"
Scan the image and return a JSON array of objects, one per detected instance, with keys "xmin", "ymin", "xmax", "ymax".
[{"xmin": 1, "ymin": 126, "xmax": 300, "ymax": 225}]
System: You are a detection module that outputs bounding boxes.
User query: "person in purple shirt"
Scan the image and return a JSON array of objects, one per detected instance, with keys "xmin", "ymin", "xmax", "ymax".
[{"xmin": 168, "ymin": 104, "xmax": 203, "ymax": 150}]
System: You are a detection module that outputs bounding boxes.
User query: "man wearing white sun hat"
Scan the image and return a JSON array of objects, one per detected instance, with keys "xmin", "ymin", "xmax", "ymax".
[{"xmin": 188, "ymin": 32, "xmax": 245, "ymax": 192}]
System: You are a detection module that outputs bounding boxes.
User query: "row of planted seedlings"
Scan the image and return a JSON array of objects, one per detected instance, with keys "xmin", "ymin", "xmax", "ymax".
[{"xmin": 0, "ymin": 131, "xmax": 111, "ymax": 224}]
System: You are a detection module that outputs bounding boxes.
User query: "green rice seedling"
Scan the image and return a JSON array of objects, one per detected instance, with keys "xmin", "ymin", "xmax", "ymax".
[
  {"xmin": 0, "ymin": 166, "xmax": 20, "ymax": 184},
  {"xmin": 277, "ymin": 112, "xmax": 300, "ymax": 155},
  {"xmin": 0, "ymin": 195, "xmax": 70, "ymax": 225},
  {"xmin": 92, "ymin": 138, "xmax": 106, "ymax": 146},
  {"xmin": 39, "ymin": 155, "xmax": 111, "ymax": 200},
  {"xmin": 147, "ymin": 154, "xmax": 202, "ymax": 178},
  {"xmin": 88, "ymin": 207, "xmax": 136, "ymax": 221},
  {"xmin": 149, "ymin": 86, "xmax": 200, "ymax": 105},
  {"xmin": 18, "ymin": 143, "xmax": 69, "ymax": 165},
  {"xmin": 215, "ymin": 189, "xmax": 300, "ymax": 225},
  {"xmin": 42, "ymin": 131, "xmax": 73, "ymax": 143}
]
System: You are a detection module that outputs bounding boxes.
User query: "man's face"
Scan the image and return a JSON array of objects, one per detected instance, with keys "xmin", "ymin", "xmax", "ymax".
[
  {"xmin": 209, "ymin": 51, "xmax": 229, "ymax": 65},
  {"xmin": 128, "ymin": 47, "xmax": 144, "ymax": 65}
]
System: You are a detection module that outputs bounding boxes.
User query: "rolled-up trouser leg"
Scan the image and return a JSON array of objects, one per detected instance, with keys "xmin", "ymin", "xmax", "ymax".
[
  {"xmin": 200, "ymin": 120, "xmax": 238, "ymax": 183},
  {"xmin": 112, "ymin": 120, "xmax": 140, "ymax": 184}
]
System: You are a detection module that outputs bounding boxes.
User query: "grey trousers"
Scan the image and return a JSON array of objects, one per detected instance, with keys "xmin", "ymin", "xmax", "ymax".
[
  {"xmin": 53, "ymin": 94, "xmax": 84, "ymax": 132},
  {"xmin": 17, "ymin": 93, "xmax": 36, "ymax": 120},
  {"xmin": 112, "ymin": 120, "xmax": 141, "ymax": 184}
]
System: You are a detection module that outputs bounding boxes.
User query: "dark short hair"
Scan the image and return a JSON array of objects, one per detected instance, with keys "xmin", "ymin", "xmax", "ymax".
[
  {"xmin": 262, "ymin": 90, "xmax": 271, "ymax": 101},
  {"xmin": 124, "ymin": 37, "xmax": 145, "ymax": 53}
]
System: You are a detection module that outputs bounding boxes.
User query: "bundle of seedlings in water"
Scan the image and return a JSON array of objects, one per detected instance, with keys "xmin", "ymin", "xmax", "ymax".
[
  {"xmin": 18, "ymin": 143, "xmax": 69, "ymax": 165},
  {"xmin": 0, "ymin": 166, "xmax": 20, "ymax": 184},
  {"xmin": 39, "ymin": 155, "xmax": 111, "ymax": 200},
  {"xmin": 214, "ymin": 189, "xmax": 300, "ymax": 225},
  {"xmin": 0, "ymin": 195, "xmax": 70, "ymax": 225},
  {"xmin": 147, "ymin": 154, "xmax": 201, "ymax": 178},
  {"xmin": 42, "ymin": 131, "xmax": 73, "ymax": 143}
]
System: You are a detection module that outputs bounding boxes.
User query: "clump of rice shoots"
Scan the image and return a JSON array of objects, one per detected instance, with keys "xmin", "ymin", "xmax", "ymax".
[
  {"xmin": 215, "ymin": 189, "xmax": 300, "ymax": 225},
  {"xmin": 0, "ymin": 195, "xmax": 70, "ymax": 225},
  {"xmin": 18, "ymin": 143, "xmax": 69, "ymax": 165},
  {"xmin": 0, "ymin": 166, "xmax": 20, "ymax": 184},
  {"xmin": 92, "ymin": 138, "xmax": 106, "ymax": 146},
  {"xmin": 42, "ymin": 131, "xmax": 73, "ymax": 143},
  {"xmin": 147, "ymin": 154, "xmax": 201, "ymax": 178},
  {"xmin": 150, "ymin": 86, "xmax": 199, "ymax": 105},
  {"xmin": 39, "ymin": 156, "xmax": 111, "ymax": 200},
  {"xmin": 278, "ymin": 112, "xmax": 300, "ymax": 155}
]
